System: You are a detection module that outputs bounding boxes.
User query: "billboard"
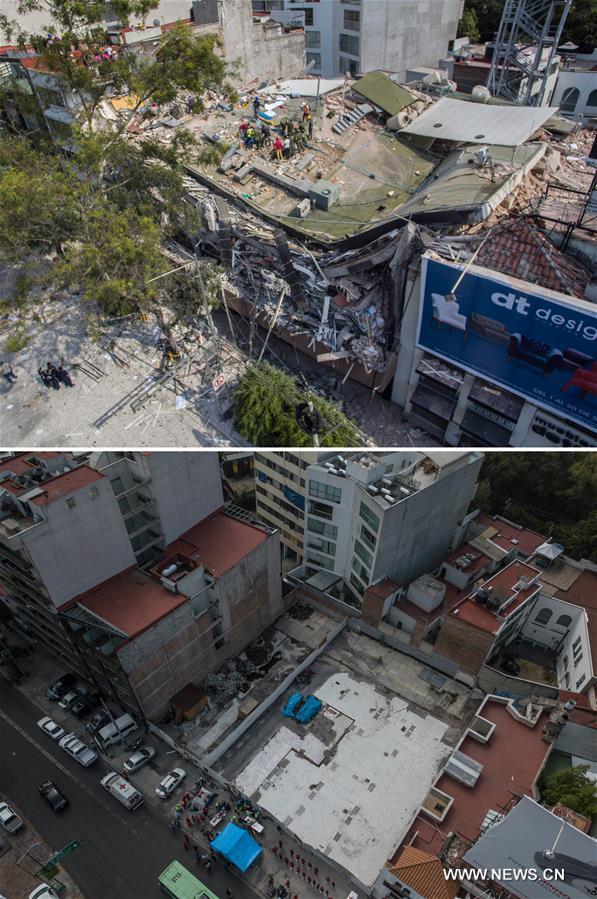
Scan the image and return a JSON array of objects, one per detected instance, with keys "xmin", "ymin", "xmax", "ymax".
[
  {"xmin": 417, "ymin": 256, "xmax": 597, "ymax": 434},
  {"xmin": 464, "ymin": 797, "xmax": 597, "ymax": 899}
]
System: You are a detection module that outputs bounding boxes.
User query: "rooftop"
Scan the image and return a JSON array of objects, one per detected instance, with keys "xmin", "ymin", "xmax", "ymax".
[
  {"xmin": 389, "ymin": 846, "xmax": 459, "ymax": 899},
  {"xmin": 475, "ymin": 217, "xmax": 592, "ymax": 299},
  {"xmin": 74, "ymin": 567, "xmax": 187, "ymax": 639},
  {"xmin": 169, "ymin": 509, "xmax": 269, "ymax": 577},
  {"xmin": 401, "ymin": 698, "xmax": 550, "ymax": 858},
  {"xmin": 450, "ymin": 560, "xmax": 541, "ymax": 634},
  {"xmin": 444, "ymin": 542, "xmax": 491, "ymax": 575},
  {"xmin": 233, "ymin": 670, "xmax": 452, "ymax": 890},
  {"xmin": 474, "ymin": 513, "xmax": 547, "ymax": 558}
]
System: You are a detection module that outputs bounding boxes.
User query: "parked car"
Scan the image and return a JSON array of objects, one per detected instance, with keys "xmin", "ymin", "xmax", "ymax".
[
  {"xmin": 39, "ymin": 781, "xmax": 68, "ymax": 813},
  {"xmin": 71, "ymin": 692, "xmax": 100, "ymax": 719},
  {"xmin": 500, "ymin": 656, "xmax": 521, "ymax": 676},
  {"xmin": 123, "ymin": 746, "xmax": 156, "ymax": 774},
  {"xmin": 0, "ymin": 801, "xmax": 24, "ymax": 833},
  {"xmin": 59, "ymin": 733, "xmax": 98, "ymax": 767},
  {"xmin": 37, "ymin": 716, "xmax": 66, "ymax": 742},
  {"xmin": 155, "ymin": 768, "xmax": 186, "ymax": 799},
  {"xmin": 29, "ymin": 885, "xmax": 59, "ymax": 899},
  {"xmin": 46, "ymin": 673, "xmax": 76, "ymax": 700},
  {"xmin": 86, "ymin": 710, "xmax": 111, "ymax": 735},
  {"xmin": 59, "ymin": 687, "xmax": 87, "ymax": 711}
]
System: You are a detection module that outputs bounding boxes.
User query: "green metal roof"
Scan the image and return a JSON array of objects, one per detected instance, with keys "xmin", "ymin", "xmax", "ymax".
[{"xmin": 353, "ymin": 71, "xmax": 415, "ymax": 116}]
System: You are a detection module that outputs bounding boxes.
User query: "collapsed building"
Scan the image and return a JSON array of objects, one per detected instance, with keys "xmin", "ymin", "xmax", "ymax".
[{"xmin": 174, "ymin": 70, "xmax": 597, "ymax": 447}]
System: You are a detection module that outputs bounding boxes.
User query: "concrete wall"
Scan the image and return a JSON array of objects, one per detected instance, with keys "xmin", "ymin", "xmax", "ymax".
[
  {"xmin": 433, "ymin": 614, "xmax": 495, "ymax": 675},
  {"xmin": 119, "ymin": 530, "xmax": 283, "ymax": 720},
  {"xmin": 22, "ymin": 478, "xmax": 136, "ymax": 608},
  {"xmin": 478, "ymin": 664, "xmax": 559, "ymax": 700},
  {"xmin": 219, "ymin": 0, "xmax": 305, "ymax": 86},
  {"xmin": 146, "ymin": 452, "xmax": 224, "ymax": 544},
  {"xmin": 372, "ymin": 455, "xmax": 483, "ymax": 587},
  {"xmin": 550, "ymin": 70, "xmax": 597, "ymax": 120},
  {"xmin": 359, "ymin": 0, "xmax": 463, "ymax": 79}
]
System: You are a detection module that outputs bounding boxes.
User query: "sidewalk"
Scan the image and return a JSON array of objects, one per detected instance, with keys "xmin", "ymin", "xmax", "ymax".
[{"xmin": 0, "ymin": 792, "xmax": 85, "ymax": 899}]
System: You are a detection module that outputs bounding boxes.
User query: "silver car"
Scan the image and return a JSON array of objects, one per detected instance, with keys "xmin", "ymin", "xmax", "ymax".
[
  {"xmin": 123, "ymin": 746, "xmax": 156, "ymax": 774},
  {"xmin": 59, "ymin": 733, "xmax": 98, "ymax": 767},
  {"xmin": 37, "ymin": 716, "xmax": 67, "ymax": 741},
  {"xmin": 155, "ymin": 767, "xmax": 186, "ymax": 799},
  {"xmin": 0, "ymin": 801, "xmax": 24, "ymax": 833}
]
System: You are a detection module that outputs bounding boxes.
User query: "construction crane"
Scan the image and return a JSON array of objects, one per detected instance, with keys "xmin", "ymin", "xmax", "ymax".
[{"xmin": 487, "ymin": 0, "xmax": 573, "ymax": 106}]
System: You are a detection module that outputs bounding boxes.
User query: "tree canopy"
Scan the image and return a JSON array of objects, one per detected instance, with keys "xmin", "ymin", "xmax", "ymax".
[
  {"xmin": 540, "ymin": 765, "xmax": 597, "ymax": 818},
  {"xmin": 0, "ymin": 1, "xmax": 229, "ymax": 338},
  {"xmin": 233, "ymin": 363, "xmax": 360, "ymax": 448},
  {"xmin": 472, "ymin": 453, "xmax": 597, "ymax": 562}
]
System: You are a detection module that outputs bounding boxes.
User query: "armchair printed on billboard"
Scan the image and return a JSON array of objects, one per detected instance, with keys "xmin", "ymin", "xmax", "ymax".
[{"xmin": 416, "ymin": 256, "xmax": 597, "ymax": 434}]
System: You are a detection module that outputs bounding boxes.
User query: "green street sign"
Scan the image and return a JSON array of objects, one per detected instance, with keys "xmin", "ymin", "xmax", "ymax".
[{"xmin": 47, "ymin": 840, "xmax": 81, "ymax": 867}]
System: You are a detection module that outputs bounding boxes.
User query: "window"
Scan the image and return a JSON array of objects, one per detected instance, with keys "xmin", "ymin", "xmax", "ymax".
[
  {"xmin": 560, "ymin": 86, "xmax": 580, "ymax": 113},
  {"xmin": 562, "ymin": 655, "xmax": 569, "ymax": 670},
  {"xmin": 352, "ymin": 557, "xmax": 370, "ymax": 583},
  {"xmin": 361, "ymin": 524, "xmax": 377, "ymax": 551},
  {"xmin": 343, "ymin": 9, "xmax": 360, "ymax": 30},
  {"xmin": 339, "ymin": 33, "xmax": 359, "ymax": 56},
  {"xmin": 305, "ymin": 29, "xmax": 320, "ymax": 47},
  {"xmin": 291, "ymin": 7, "xmax": 313, "ymax": 25},
  {"xmin": 576, "ymin": 674, "xmax": 586, "ymax": 690},
  {"xmin": 307, "ymin": 518, "xmax": 338, "ymax": 540},
  {"xmin": 308, "ymin": 551, "xmax": 335, "ymax": 569},
  {"xmin": 308, "ymin": 500, "xmax": 334, "ymax": 521},
  {"xmin": 309, "ymin": 480, "xmax": 342, "ymax": 503},
  {"xmin": 350, "ymin": 572, "xmax": 365, "ymax": 594},
  {"xmin": 534, "ymin": 608, "xmax": 553, "ymax": 625},
  {"xmin": 339, "ymin": 56, "xmax": 359, "ymax": 75},
  {"xmin": 354, "ymin": 540, "xmax": 373, "ymax": 568},
  {"xmin": 556, "ymin": 614, "xmax": 572, "ymax": 628},
  {"xmin": 573, "ymin": 636, "xmax": 582, "ymax": 652},
  {"xmin": 306, "ymin": 52, "xmax": 321, "ymax": 69},
  {"xmin": 587, "ymin": 89, "xmax": 597, "ymax": 108},
  {"xmin": 574, "ymin": 653, "xmax": 584, "ymax": 667},
  {"xmin": 359, "ymin": 502, "xmax": 380, "ymax": 532}
]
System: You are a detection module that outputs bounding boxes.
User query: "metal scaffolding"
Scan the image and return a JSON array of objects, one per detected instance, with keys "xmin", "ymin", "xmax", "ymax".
[{"xmin": 487, "ymin": 0, "xmax": 573, "ymax": 106}]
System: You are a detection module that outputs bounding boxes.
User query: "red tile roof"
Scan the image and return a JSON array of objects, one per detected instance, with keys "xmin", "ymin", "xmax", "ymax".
[
  {"xmin": 169, "ymin": 510, "xmax": 268, "ymax": 577},
  {"xmin": 390, "ymin": 846, "xmax": 459, "ymax": 899},
  {"xmin": 476, "ymin": 217, "xmax": 592, "ymax": 299},
  {"xmin": 30, "ymin": 467, "xmax": 104, "ymax": 505},
  {"xmin": 444, "ymin": 542, "xmax": 491, "ymax": 575},
  {"xmin": 401, "ymin": 699, "xmax": 550, "ymax": 859},
  {"xmin": 76, "ymin": 567, "xmax": 187, "ymax": 639},
  {"xmin": 475, "ymin": 513, "xmax": 546, "ymax": 558},
  {"xmin": 450, "ymin": 561, "xmax": 541, "ymax": 634}
]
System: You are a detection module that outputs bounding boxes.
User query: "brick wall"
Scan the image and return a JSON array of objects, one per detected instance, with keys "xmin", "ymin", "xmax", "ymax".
[{"xmin": 433, "ymin": 615, "xmax": 495, "ymax": 674}]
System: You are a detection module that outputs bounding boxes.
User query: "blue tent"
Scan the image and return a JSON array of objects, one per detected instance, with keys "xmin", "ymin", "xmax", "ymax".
[
  {"xmin": 211, "ymin": 822, "xmax": 262, "ymax": 872},
  {"xmin": 282, "ymin": 691, "xmax": 304, "ymax": 718},
  {"xmin": 295, "ymin": 694, "xmax": 322, "ymax": 724}
]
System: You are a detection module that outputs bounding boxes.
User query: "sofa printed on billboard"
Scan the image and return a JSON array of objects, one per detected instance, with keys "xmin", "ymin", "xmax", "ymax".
[{"xmin": 416, "ymin": 256, "xmax": 597, "ymax": 434}]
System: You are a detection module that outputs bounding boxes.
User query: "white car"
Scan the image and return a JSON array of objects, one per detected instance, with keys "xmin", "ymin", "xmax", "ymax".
[
  {"xmin": 155, "ymin": 767, "xmax": 186, "ymax": 799},
  {"xmin": 59, "ymin": 733, "xmax": 98, "ymax": 767},
  {"xmin": 0, "ymin": 801, "xmax": 24, "ymax": 833},
  {"xmin": 29, "ymin": 885, "xmax": 59, "ymax": 899},
  {"xmin": 59, "ymin": 687, "xmax": 86, "ymax": 711},
  {"xmin": 37, "ymin": 716, "xmax": 67, "ymax": 742}
]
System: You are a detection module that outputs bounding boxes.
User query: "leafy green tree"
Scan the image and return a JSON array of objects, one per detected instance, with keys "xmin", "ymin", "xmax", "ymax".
[
  {"xmin": 463, "ymin": 0, "xmax": 597, "ymax": 52},
  {"xmin": 458, "ymin": 8, "xmax": 481, "ymax": 43},
  {"xmin": 233, "ymin": 363, "xmax": 360, "ymax": 447},
  {"xmin": 540, "ymin": 766, "xmax": 597, "ymax": 818},
  {"xmin": 461, "ymin": 0, "xmax": 504, "ymax": 42}
]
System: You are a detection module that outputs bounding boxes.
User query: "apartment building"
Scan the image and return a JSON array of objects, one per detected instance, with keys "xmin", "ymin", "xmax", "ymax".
[
  {"xmin": 253, "ymin": 0, "xmax": 463, "ymax": 78},
  {"xmin": 299, "ymin": 450, "xmax": 483, "ymax": 605},
  {"xmin": 254, "ymin": 451, "xmax": 324, "ymax": 566},
  {"xmin": 0, "ymin": 452, "xmax": 283, "ymax": 718}
]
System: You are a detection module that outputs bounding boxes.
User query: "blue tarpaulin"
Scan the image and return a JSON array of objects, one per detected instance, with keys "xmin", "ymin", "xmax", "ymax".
[
  {"xmin": 282, "ymin": 691, "xmax": 304, "ymax": 718},
  {"xmin": 211, "ymin": 823, "xmax": 262, "ymax": 872},
  {"xmin": 295, "ymin": 694, "xmax": 322, "ymax": 724}
]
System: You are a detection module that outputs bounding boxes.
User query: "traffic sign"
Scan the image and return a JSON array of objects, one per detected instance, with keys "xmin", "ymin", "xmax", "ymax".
[{"xmin": 47, "ymin": 841, "xmax": 81, "ymax": 866}]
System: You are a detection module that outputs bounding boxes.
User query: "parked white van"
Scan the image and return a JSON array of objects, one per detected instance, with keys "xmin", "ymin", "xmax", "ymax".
[
  {"xmin": 96, "ymin": 713, "xmax": 138, "ymax": 749},
  {"xmin": 100, "ymin": 772, "xmax": 144, "ymax": 810}
]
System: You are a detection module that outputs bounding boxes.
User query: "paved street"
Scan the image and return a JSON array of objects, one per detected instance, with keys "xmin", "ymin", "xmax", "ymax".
[{"xmin": 0, "ymin": 679, "xmax": 260, "ymax": 899}]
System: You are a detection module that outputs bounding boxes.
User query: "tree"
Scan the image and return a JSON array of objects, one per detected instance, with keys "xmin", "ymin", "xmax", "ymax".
[
  {"xmin": 463, "ymin": 0, "xmax": 597, "ymax": 53},
  {"xmin": 461, "ymin": 1, "xmax": 504, "ymax": 42},
  {"xmin": 458, "ymin": 9, "xmax": 481, "ymax": 43},
  {"xmin": 233, "ymin": 363, "xmax": 360, "ymax": 447},
  {"xmin": 540, "ymin": 765, "xmax": 597, "ymax": 818}
]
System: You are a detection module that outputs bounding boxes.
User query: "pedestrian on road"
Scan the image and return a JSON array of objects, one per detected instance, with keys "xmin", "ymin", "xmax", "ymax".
[
  {"xmin": 283, "ymin": 137, "xmax": 291, "ymax": 160},
  {"xmin": 274, "ymin": 135, "xmax": 283, "ymax": 161},
  {"xmin": 252, "ymin": 94, "xmax": 261, "ymax": 121},
  {"xmin": 57, "ymin": 364, "xmax": 73, "ymax": 387},
  {"xmin": 307, "ymin": 115, "xmax": 313, "ymax": 139},
  {"xmin": 37, "ymin": 367, "xmax": 51, "ymax": 388}
]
